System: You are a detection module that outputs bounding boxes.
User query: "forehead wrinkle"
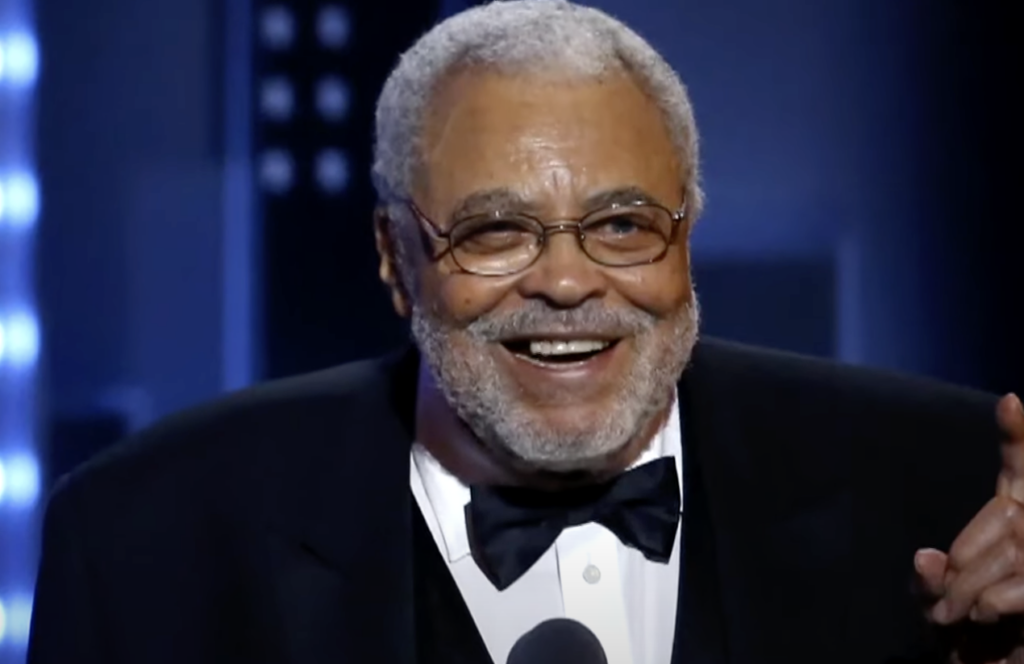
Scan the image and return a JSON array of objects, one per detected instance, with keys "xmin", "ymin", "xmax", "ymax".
[{"xmin": 419, "ymin": 72, "xmax": 680, "ymax": 222}]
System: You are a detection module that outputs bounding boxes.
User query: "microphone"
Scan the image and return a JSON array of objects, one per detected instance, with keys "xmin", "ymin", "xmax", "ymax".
[{"xmin": 506, "ymin": 618, "xmax": 608, "ymax": 664}]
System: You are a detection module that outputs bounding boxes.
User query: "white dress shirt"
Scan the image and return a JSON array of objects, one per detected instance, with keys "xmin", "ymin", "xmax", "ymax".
[{"xmin": 410, "ymin": 397, "xmax": 683, "ymax": 664}]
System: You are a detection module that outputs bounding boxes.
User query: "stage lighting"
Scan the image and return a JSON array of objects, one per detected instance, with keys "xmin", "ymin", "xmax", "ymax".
[
  {"xmin": 260, "ymin": 75, "xmax": 294, "ymax": 121},
  {"xmin": 314, "ymin": 148, "xmax": 350, "ymax": 194},
  {"xmin": 0, "ymin": 595, "xmax": 32, "ymax": 647},
  {"xmin": 0, "ymin": 12, "xmax": 41, "ymax": 659},
  {"xmin": 0, "ymin": 453, "xmax": 39, "ymax": 508},
  {"xmin": 259, "ymin": 148, "xmax": 295, "ymax": 194},
  {"xmin": 316, "ymin": 6, "xmax": 351, "ymax": 50},
  {"xmin": 0, "ymin": 172, "xmax": 40, "ymax": 228},
  {"xmin": 0, "ymin": 311, "xmax": 39, "ymax": 369},
  {"xmin": 314, "ymin": 76, "xmax": 350, "ymax": 122},
  {"xmin": 0, "ymin": 31, "xmax": 39, "ymax": 86},
  {"xmin": 260, "ymin": 5, "xmax": 295, "ymax": 51}
]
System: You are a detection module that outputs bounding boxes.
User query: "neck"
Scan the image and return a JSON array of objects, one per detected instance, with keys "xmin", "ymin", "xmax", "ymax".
[{"xmin": 414, "ymin": 364, "xmax": 673, "ymax": 489}]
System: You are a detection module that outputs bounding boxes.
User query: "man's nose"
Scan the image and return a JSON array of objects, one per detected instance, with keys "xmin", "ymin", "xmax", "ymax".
[{"xmin": 513, "ymin": 229, "xmax": 608, "ymax": 308}]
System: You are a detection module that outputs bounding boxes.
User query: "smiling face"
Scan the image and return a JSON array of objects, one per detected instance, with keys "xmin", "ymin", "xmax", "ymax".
[{"xmin": 378, "ymin": 68, "xmax": 700, "ymax": 473}]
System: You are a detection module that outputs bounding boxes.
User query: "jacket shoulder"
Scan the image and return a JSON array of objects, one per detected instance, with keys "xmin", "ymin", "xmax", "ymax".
[
  {"xmin": 45, "ymin": 354, "xmax": 406, "ymax": 530},
  {"xmin": 690, "ymin": 337, "xmax": 1002, "ymax": 546},
  {"xmin": 692, "ymin": 337, "xmax": 999, "ymax": 420}
]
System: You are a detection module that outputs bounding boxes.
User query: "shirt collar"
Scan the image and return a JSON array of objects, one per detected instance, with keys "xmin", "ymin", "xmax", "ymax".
[{"xmin": 413, "ymin": 392, "xmax": 684, "ymax": 564}]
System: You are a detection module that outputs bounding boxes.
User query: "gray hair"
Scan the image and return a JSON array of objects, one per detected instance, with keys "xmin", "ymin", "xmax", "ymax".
[{"xmin": 372, "ymin": 0, "xmax": 704, "ymax": 220}]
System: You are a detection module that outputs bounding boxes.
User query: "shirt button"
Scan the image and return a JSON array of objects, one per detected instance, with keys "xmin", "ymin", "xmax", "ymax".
[{"xmin": 583, "ymin": 564, "xmax": 601, "ymax": 584}]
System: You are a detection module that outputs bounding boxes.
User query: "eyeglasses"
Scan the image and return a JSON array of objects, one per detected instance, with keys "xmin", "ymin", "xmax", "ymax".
[{"xmin": 406, "ymin": 199, "xmax": 687, "ymax": 277}]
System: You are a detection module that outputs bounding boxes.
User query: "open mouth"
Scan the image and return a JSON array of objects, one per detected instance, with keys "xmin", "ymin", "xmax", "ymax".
[{"xmin": 501, "ymin": 338, "xmax": 620, "ymax": 365}]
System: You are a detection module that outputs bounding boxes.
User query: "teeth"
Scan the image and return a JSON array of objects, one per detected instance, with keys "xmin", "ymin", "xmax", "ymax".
[{"xmin": 528, "ymin": 340, "xmax": 611, "ymax": 357}]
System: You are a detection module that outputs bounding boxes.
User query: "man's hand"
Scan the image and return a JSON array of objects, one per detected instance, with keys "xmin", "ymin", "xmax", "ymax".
[{"xmin": 915, "ymin": 394, "xmax": 1024, "ymax": 663}]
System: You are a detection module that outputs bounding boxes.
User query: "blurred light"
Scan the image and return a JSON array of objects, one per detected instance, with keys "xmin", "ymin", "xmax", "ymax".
[
  {"xmin": 0, "ymin": 595, "xmax": 33, "ymax": 646},
  {"xmin": 259, "ymin": 149, "xmax": 294, "ymax": 194},
  {"xmin": 0, "ymin": 32, "xmax": 39, "ymax": 86},
  {"xmin": 316, "ymin": 6, "xmax": 351, "ymax": 50},
  {"xmin": 0, "ymin": 311, "xmax": 39, "ymax": 368},
  {"xmin": 315, "ymin": 149, "xmax": 350, "ymax": 194},
  {"xmin": 0, "ymin": 454, "xmax": 40, "ymax": 508},
  {"xmin": 260, "ymin": 6, "xmax": 295, "ymax": 50},
  {"xmin": 260, "ymin": 76, "xmax": 294, "ymax": 120},
  {"xmin": 1, "ymin": 16, "xmax": 39, "ymax": 657},
  {"xmin": 315, "ymin": 77, "xmax": 350, "ymax": 122},
  {"xmin": 0, "ymin": 172, "xmax": 40, "ymax": 228}
]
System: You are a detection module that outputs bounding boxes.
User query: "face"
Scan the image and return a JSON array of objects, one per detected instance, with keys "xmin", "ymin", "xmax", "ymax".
[{"xmin": 377, "ymin": 69, "xmax": 700, "ymax": 473}]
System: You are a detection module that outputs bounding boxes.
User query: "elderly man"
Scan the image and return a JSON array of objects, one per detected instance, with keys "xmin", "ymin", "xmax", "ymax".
[{"xmin": 27, "ymin": 2, "xmax": 1024, "ymax": 663}]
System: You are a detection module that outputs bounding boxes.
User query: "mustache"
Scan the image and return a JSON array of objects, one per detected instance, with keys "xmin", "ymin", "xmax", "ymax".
[{"xmin": 464, "ymin": 299, "xmax": 659, "ymax": 342}]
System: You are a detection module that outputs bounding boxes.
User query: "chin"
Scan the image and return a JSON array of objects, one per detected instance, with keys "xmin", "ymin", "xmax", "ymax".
[
  {"xmin": 502, "ymin": 441, "xmax": 623, "ymax": 476},
  {"xmin": 523, "ymin": 400, "xmax": 616, "ymax": 427},
  {"xmin": 485, "ymin": 407, "xmax": 636, "ymax": 473}
]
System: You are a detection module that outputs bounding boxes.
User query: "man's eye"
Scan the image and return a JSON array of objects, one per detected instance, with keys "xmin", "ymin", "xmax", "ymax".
[{"xmin": 589, "ymin": 214, "xmax": 648, "ymax": 236}]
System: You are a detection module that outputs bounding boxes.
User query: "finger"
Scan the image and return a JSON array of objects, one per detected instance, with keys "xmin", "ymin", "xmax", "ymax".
[
  {"xmin": 948, "ymin": 497, "xmax": 1022, "ymax": 573},
  {"xmin": 915, "ymin": 548, "xmax": 949, "ymax": 599},
  {"xmin": 972, "ymin": 575, "xmax": 1024, "ymax": 623},
  {"xmin": 996, "ymin": 394, "xmax": 1024, "ymax": 503},
  {"xmin": 934, "ymin": 536, "xmax": 1023, "ymax": 624},
  {"xmin": 1000, "ymin": 393, "xmax": 1024, "ymax": 441}
]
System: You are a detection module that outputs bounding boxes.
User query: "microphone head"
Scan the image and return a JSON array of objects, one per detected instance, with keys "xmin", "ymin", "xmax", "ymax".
[{"xmin": 506, "ymin": 618, "xmax": 608, "ymax": 664}]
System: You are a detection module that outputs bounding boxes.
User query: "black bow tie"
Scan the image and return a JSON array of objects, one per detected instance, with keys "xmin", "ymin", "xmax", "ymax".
[{"xmin": 466, "ymin": 457, "xmax": 681, "ymax": 591}]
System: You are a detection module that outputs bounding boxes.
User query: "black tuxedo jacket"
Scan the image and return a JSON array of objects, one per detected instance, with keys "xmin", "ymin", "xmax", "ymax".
[{"xmin": 28, "ymin": 338, "xmax": 1002, "ymax": 664}]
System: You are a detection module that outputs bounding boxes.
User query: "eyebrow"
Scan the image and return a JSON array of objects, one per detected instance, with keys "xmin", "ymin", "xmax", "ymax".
[
  {"xmin": 449, "ymin": 185, "xmax": 664, "ymax": 222},
  {"xmin": 582, "ymin": 186, "xmax": 663, "ymax": 211},
  {"xmin": 449, "ymin": 188, "xmax": 543, "ymax": 221}
]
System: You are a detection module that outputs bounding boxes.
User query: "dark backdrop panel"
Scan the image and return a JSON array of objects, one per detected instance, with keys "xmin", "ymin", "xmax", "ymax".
[
  {"xmin": 916, "ymin": 0, "xmax": 1022, "ymax": 393},
  {"xmin": 258, "ymin": 0, "xmax": 441, "ymax": 379},
  {"xmin": 695, "ymin": 261, "xmax": 835, "ymax": 358}
]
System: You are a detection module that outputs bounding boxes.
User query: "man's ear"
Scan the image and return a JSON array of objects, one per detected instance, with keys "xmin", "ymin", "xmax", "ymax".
[{"xmin": 374, "ymin": 207, "xmax": 413, "ymax": 318}]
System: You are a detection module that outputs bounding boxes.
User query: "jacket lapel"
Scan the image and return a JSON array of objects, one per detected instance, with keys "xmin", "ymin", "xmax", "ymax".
[
  {"xmin": 411, "ymin": 498, "xmax": 494, "ymax": 664},
  {"xmin": 249, "ymin": 346, "xmax": 499, "ymax": 664},
  {"xmin": 675, "ymin": 339, "xmax": 856, "ymax": 664},
  {"xmin": 249, "ymin": 348, "xmax": 422, "ymax": 664},
  {"xmin": 671, "ymin": 365, "xmax": 730, "ymax": 664}
]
